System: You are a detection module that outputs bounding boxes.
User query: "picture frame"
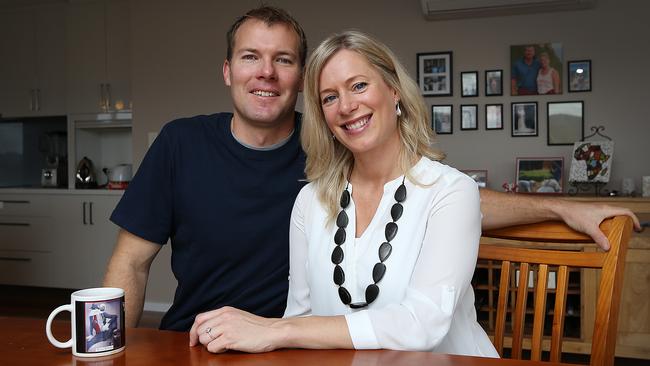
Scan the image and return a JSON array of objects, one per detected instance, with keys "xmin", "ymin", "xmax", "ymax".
[
  {"xmin": 568, "ymin": 60, "xmax": 592, "ymax": 92},
  {"xmin": 569, "ymin": 141, "xmax": 614, "ymax": 183},
  {"xmin": 485, "ymin": 104, "xmax": 503, "ymax": 130},
  {"xmin": 432, "ymin": 105, "xmax": 453, "ymax": 134},
  {"xmin": 461, "ymin": 71, "xmax": 478, "ymax": 97},
  {"xmin": 510, "ymin": 43, "xmax": 563, "ymax": 95},
  {"xmin": 417, "ymin": 52, "xmax": 453, "ymax": 96},
  {"xmin": 460, "ymin": 104, "xmax": 478, "ymax": 130},
  {"xmin": 516, "ymin": 157, "xmax": 564, "ymax": 194},
  {"xmin": 462, "ymin": 169, "xmax": 488, "ymax": 188},
  {"xmin": 511, "ymin": 102, "xmax": 538, "ymax": 137},
  {"xmin": 485, "ymin": 69, "xmax": 503, "ymax": 96},
  {"xmin": 547, "ymin": 101, "xmax": 584, "ymax": 145}
]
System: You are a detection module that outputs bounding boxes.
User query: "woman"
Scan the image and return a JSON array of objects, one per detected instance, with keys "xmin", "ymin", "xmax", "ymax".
[
  {"xmin": 189, "ymin": 31, "xmax": 497, "ymax": 357},
  {"xmin": 536, "ymin": 52, "xmax": 561, "ymax": 94}
]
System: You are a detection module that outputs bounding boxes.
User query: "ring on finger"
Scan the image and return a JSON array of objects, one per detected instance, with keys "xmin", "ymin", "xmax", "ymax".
[{"xmin": 205, "ymin": 327, "xmax": 214, "ymax": 340}]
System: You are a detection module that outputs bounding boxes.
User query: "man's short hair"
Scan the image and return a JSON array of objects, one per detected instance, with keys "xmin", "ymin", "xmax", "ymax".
[{"xmin": 226, "ymin": 6, "xmax": 308, "ymax": 68}]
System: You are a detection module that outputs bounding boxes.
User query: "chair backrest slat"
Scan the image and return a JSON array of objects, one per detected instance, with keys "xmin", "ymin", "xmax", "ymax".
[
  {"xmin": 550, "ymin": 265, "xmax": 569, "ymax": 362},
  {"xmin": 478, "ymin": 216, "xmax": 632, "ymax": 365},
  {"xmin": 493, "ymin": 260, "xmax": 510, "ymax": 355},
  {"xmin": 511, "ymin": 262, "xmax": 529, "ymax": 359},
  {"xmin": 531, "ymin": 264, "xmax": 549, "ymax": 361}
]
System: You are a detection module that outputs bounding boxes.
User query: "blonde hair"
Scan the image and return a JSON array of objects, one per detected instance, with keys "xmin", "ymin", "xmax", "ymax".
[{"xmin": 301, "ymin": 30, "xmax": 444, "ymax": 220}]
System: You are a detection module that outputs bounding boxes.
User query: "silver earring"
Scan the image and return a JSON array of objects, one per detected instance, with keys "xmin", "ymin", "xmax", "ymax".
[
  {"xmin": 332, "ymin": 133, "xmax": 336, "ymax": 140},
  {"xmin": 396, "ymin": 102, "xmax": 402, "ymax": 117}
]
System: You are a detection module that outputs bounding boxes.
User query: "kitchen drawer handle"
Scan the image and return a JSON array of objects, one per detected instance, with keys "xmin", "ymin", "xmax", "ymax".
[
  {"xmin": 89, "ymin": 202, "xmax": 94, "ymax": 225},
  {"xmin": 82, "ymin": 202, "xmax": 87, "ymax": 225},
  {"xmin": 0, "ymin": 222, "xmax": 30, "ymax": 227},
  {"xmin": 0, "ymin": 257, "xmax": 31, "ymax": 262},
  {"xmin": 0, "ymin": 200, "xmax": 30, "ymax": 204}
]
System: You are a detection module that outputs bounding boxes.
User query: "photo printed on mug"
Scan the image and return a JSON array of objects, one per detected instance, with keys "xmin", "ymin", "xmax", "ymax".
[{"xmin": 75, "ymin": 297, "xmax": 125, "ymax": 354}]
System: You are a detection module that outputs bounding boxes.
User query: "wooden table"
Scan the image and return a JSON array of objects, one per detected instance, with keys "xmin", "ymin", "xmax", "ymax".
[{"xmin": 0, "ymin": 317, "xmax": 571, "ymax": 366}]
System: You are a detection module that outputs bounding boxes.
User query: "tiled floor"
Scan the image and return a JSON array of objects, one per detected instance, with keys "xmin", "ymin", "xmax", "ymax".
[{"xmin": 1, "ymin": 285, "xmax": 647, "ymax": 365}]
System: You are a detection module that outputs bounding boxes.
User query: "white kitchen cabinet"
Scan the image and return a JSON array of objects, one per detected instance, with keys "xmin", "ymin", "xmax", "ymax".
[
  {"xmin": 0, "ymin": 5, "xmax": 66, "ymax": 117},
  {"xmin": 50, "ymin": 193, "xmax": 121, "ymax": 289},
  {"xmin": 66, "ymin": 0, "xmax": 131, "ymax": 114},
  {"xmin": 0, "ymin": 191, "xmax": 121, "ymax": 289}
]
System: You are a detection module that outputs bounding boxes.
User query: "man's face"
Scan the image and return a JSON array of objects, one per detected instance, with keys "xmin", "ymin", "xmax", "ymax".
[
  {"xmin": 524, "ymin": 46, "xmax": 535, "ymax": 60},
  {"xmin": 223, "ymin": 19, "xmax": 302, "ymax": 129}
]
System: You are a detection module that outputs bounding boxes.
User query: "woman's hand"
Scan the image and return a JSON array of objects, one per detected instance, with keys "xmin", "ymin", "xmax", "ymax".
[{"xmin": 189, "ymin": 306, "xmax": 284, "ymax": 353}]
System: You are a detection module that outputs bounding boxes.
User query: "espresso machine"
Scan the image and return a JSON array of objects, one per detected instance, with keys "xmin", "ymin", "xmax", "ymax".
[{"xmin": 39, "ymin": 131, "xmax": 68, "ymax": 188}]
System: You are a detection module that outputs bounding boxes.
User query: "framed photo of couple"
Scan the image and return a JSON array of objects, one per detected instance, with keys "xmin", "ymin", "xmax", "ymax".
[
  {"xmin": 510, "ymin": 43, "xmax": 563, "ymax": 96},
  {"xmin": 417, "ymin": 52, "xmax": 453, "ymax": 97}
]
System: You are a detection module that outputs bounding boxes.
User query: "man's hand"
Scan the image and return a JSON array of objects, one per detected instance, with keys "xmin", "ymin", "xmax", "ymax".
[
  {"xmin": 553, "ymin": 201, "xmax": 642, "ymax": 250},
  {"xmin": 189, "ymin": 307, "xmax": 282, "ymax": 353}
]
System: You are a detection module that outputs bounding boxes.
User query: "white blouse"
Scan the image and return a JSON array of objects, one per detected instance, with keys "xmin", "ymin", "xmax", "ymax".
[{"xmin": 284, "ymin": 157, "xmax": 498, "ymax": 357}]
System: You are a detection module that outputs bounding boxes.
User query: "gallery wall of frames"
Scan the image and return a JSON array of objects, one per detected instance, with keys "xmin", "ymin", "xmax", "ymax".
[{"xmin": 418, "ymin": 44, "xmax": 602, "ymax": 195}]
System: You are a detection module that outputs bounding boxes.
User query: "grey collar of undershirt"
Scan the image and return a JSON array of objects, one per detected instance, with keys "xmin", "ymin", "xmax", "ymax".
[{"xmin": 231, "ymin": 128, "xmax": 295, "ymax": 151}]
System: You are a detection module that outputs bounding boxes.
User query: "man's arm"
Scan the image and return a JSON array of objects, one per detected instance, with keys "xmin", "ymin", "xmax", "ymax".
[
  {"xmin": 103, "ymin": 229, "xmax": 162, "ymax": 327},
  {"xmin": 479, "ymin": 189, "xmax": 642, "ymax": 250}
]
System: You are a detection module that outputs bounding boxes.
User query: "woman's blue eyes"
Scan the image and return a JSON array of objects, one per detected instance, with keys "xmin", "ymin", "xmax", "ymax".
[
  {"xmin": 322, "ymin": 95, "xmax": 337, "ymax": 104},
  {"xmin": 321, "ymin": 82, "xmax": 368, "ymax": 105},
  {"xmin": 353, "ymin": 82, "xmax": 368, "ymax": 91}
]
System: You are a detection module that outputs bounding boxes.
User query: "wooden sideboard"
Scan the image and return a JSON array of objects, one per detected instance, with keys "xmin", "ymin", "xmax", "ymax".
[{"xmin": 475, "ymin": 197, "xmax": 649, "ymax": 360}]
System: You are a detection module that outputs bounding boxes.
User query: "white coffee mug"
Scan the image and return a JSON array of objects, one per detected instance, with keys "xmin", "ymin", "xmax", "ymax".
[{"xmin": 46, "ymin": 287, "xmax": 125, "ymax": 357}]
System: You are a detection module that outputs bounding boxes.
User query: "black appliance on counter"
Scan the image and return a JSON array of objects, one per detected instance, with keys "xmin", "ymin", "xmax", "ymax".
[{"xmin": 0, "ymin": 115, "xmax": 68, "ymax": 188}]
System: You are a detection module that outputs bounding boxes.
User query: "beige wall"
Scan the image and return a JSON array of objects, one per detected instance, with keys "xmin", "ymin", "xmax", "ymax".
[
  {"xmin": 131, "ymin": 0, "xmax": 649, "ymax": 191},
  {"xmin": 132, "ymin": 0, "xmax": 650, "ymax": 304}
]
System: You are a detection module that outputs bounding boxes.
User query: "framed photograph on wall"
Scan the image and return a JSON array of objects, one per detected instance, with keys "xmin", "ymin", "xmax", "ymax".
[
  {"xmin": 462, "ymin": 170, "xmax": 488, "ymax": 188},
  {"xmin": 432, "ymin": 105, "xmax": 453, "ymax": 134},
  {"xmin": 485, "ymin": 69, "xmax": 503, "ymax": 96},
  {"xmin": 460, "ymin": 104, "xmax": 478, "ymax": 130},
  {"xmin": 485, "ymin": 104, "xmax": 503, "ymax": 130},
  {"xmin": 569, "ymin": 141, "xmax": 614, "ymax": 183},
  {"xmin": 511, "ymin": 43, "xmax": 563, "ymax": 95},
  {"xmin": 417, "ymin": 52, "xmax": 453, "ymax": 96},
  {"xmin": 516, "ymin": 157, "xmax": 564, "ymax": 194},
  {"xmin": 461, "ymin": 71, "xmax": 478, "ymax": 97},
  {"xmin": 511, "ymin": 102, "xmax": 538, "ymax": 137},
  {"xmin": 547, "ymin": 101, "xmax": 584, "ymax": 145},
  {"xmin": 568, "ymin": 60, "xmax": 592, "ymax": 92}
]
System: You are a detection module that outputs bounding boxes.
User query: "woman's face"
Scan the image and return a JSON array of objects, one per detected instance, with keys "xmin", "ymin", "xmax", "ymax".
[
  {"xmin": 540, "ymin": 54, "xmax": 550, "ymax": 68},
  {"xmin": 318, "ymin": 49, "xmax": 400, "ymax": 156}
]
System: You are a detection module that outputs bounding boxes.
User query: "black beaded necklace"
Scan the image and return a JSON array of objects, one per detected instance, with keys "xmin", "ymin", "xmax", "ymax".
[{"xmin": 332, "ymin": 177, "xmax": 407, "ymax": 309}]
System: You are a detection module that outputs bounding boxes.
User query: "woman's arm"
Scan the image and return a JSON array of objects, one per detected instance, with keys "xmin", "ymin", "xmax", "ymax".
[
  {"xmin": 283, "ymin": 188, "xmax": 312, "ymax": 317},
  {"xmin": 189, "ymin": 307, "xmax": 352, "ymax": 353}
]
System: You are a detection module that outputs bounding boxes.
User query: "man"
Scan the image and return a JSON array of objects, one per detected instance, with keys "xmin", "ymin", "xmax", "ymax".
[
  {"xmin": 103, "ymin": 6, "xmax": 640, "ymax": 332},
  {"xmin": 511, "ymin": 45, "xmax": 540, "ymax": 95}
]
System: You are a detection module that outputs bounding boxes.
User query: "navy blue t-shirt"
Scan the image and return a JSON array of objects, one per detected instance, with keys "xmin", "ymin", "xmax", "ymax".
[{"xmin": 110, "ymin": 112, "xmax": 306, "ymax": 331}]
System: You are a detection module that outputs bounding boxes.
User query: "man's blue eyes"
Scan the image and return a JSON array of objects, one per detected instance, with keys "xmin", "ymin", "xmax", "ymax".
[{"xmin": 241, "ymin": 55, "xmax": 293, "ymax": 64}]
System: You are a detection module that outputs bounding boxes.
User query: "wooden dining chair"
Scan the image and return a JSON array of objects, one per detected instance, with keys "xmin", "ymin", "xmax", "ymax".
[{"xmin": 479, "ymin": 215, "xmax": 633, "ymax": 366}]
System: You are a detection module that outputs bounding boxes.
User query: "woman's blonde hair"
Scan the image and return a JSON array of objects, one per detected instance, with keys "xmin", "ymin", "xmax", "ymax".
[{"xmin": 301, "ymin": 30, "xmax": 444, "ymax": 220}]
